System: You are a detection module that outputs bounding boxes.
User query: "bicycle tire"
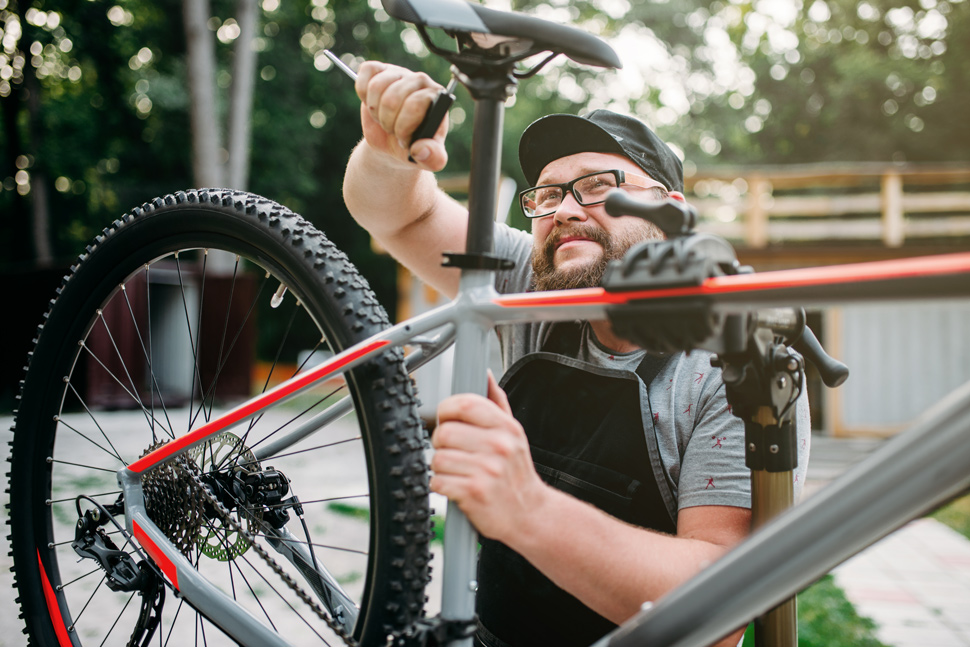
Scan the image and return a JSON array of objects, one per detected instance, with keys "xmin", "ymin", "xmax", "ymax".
[{"xmin": 7, "ymin": 189, "xmax": 431, "ymax": 646}]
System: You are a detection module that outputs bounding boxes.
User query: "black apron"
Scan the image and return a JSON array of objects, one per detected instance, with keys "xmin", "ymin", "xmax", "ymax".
[{"xmin": 476, "ymin": 323, "xmax": 676, "ymax": 647}]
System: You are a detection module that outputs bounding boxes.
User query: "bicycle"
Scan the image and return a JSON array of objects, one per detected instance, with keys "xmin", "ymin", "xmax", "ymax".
[{"xmin": 7, "ymin": 0, "xmax": 970, "ymax": 646}]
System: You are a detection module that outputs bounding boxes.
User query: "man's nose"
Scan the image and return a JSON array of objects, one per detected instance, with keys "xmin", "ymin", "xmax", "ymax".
[{"xmin": 553, "ymin": 191, "xmax": 588, "ymax": 224}]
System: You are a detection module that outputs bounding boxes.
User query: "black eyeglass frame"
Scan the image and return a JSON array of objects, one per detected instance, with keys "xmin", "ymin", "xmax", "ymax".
[{"xmin": 518, "ymin": 169, "xmax": 669, "ymax": 219}]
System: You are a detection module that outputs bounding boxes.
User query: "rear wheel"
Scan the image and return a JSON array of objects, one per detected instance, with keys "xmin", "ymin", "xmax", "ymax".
[{"xmin": 7, "ymin": 189, "xmax": 431, "ymax": 645}]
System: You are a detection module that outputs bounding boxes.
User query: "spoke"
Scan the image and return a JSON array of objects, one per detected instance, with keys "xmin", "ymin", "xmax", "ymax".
[
  {"xmin": 195, "ymin": 250, "xmax": 209, "ymax": 426},
  {"xmin": 175, "ymin": 253, "xmax": 204, "ymax": 432},
  {"xmin": 73, "ymin": 346, "xmax": 173, "ymax": 444},
  {"xmin": 56, "ymin": 565, "xmax": 105, "ymax": 588},
  {"xmin": 162, "ymin": 595, "xmax": 188, "ymax": 647},
  {"xmin": 242, "ymin": 435, "xmax": 361, "ymax": 466},
  {"xmin": 245, "ymin": 530, "xmax": 370, "ymax": 557},
  {"xmin": 54, "ymin": 415, "xmax": 126, "ymax": 466},
  {"xmin": 49, "ymin": 490, "xmax": 121, "ymax": 504},
  {"xmin": 50, "ymin": 529, "xmax": 124, "ymax": 549},
  {"xmin": 191, "ymin": 271, "xmax": 269, "ymax": 433},
  {"xmin": 268, "ymin": 493, "xmax": 369, "ymax": 509},
  {"xmin": 204, "ymin": 255, "xmax": 240, "ymax": 423},
  {"xmin": 122, "ymin": 270, "xmax": 178, "ymax": 441},
  {"xmin": 257, "ymin": 300, "xmax": 300, "ymax": 397},
  {"xmin": 99, "ymin": 591, "xmax": 137, "ymax": 647},
  {"xmin": 242, "ymin": 386, "xmax": 351, "ymax": 458},
  {"xmin": 229, "ymin": 549, "xmax": 278, "ymax": 629},
  {"xmin": 304, "ymin": 541, "xmax": 369, "ymax": 557},
  {"xmin": 246, "ymin": 300, "xmax": 301, "ymax": 434},
  {"xmin": 189, "ymin": 274, "xmax": 268, "ymax": 428},
  {"xmin": 233, "ymin": 550, "xmax": 333, "ymax": 645},
  {"xmin": 50, "ymin": 459, "xmax": 118, "ymax": 474},
  {"xmin": 71, "ymin": 573, "xmax": 108, "ymax": 626},
  {"xmin": 94, "ymin": 306, "xmax": 164, "ymax": 438},
  {"xmin": 145, "ymin": 263, "xmax": 173, "ymax": 443}
]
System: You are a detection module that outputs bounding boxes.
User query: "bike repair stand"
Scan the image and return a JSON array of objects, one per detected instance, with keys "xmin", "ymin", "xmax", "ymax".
[
  {"xmin": 714, "ymin": 314, "xmax": 804, "ymax": 647},
  {"xmin": 603, "ymin": 198, "xmax": 846, "ymax": 647}
]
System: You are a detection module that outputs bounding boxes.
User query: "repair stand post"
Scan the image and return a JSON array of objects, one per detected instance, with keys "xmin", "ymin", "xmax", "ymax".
[
  {"xmin": 748, "ymin": 408, "xmax": 797, "ymax": 647},
  {"xmin": 717, "ymin": 322, "xmax": 804, "ymax": 647}
]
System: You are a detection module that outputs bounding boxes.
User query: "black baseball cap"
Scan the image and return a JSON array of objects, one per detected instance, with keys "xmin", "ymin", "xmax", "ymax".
[{"xmin": 518, "ymin": 109, "xmax": 683, "ymax": 193}]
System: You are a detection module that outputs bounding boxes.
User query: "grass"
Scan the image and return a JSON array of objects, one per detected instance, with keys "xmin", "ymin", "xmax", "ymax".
[
  {"xmin": 741, "ymin": 575, "xmax": 889, "ymax": 647},
  {"xmin": 930, "ymin": 493, "xmax": 970, "ymax": 540},
  {"xmin": 327, "ymin": 502, "xmax": 370, "ymax": 522}
]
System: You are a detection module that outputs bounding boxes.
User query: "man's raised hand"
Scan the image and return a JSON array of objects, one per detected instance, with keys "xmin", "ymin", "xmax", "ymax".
[{"xmin": 355, "ymin": 61, "xmax": 450, "ymax": 172}]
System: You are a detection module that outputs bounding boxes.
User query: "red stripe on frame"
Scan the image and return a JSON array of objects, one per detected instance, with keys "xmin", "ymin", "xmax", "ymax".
[
  {"xmin": 133, "ymin": 520, "xmax": 179, "ymax": 590},
  {"xmin": 493, "ymin": 252, "xmax": 970, "ymax": 307},
  {"xmin": 127, "ymin": 338, "xmax": 391, "ymax": 474},
  {"xmin": 37, "ymin": 549, "xmax": 73, "ymax": 647}
]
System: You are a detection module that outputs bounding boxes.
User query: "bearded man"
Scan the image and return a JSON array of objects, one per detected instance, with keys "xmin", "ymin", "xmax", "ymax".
[{"xmin": 342, "ymin": 62, "xmax": 810, "ymax": 647}]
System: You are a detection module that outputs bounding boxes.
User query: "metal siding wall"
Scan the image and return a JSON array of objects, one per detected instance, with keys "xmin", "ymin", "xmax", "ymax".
[{"xmin": 838, "ymin": 299, "xmax": 970, "ymax": 430}]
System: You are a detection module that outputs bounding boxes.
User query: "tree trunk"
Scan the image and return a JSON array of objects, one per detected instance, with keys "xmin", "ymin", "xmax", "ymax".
[
  {"xmin": 183, "ymin": 0, "xmax": 223, "ymax": 188},
  {"xmin": 15, "ymin": 0, "xmax": 53, "ymax": 267},
  {"xmin": 226, "ymin": 0, "xmax": 258, "ymax": 190}
]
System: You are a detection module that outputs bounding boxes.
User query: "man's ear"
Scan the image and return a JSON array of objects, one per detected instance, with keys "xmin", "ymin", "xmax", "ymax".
[{"xmin": 668, "ymin": 190, "xmax": 687, "ymax": 203}]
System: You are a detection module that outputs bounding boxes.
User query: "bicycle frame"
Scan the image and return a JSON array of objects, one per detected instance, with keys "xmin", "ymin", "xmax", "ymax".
[
  {"xmin": 112, "ymin": 8, "xmax": 970, "ymax": 644},
  {"xmin": 116, "ymin": 249, "xmax": 970, "ymax": 647}
]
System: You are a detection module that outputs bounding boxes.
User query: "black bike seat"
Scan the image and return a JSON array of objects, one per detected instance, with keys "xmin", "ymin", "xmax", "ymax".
[{"xmin": 382, "ymin": 0, "xmax": 621, "ymax": 69}]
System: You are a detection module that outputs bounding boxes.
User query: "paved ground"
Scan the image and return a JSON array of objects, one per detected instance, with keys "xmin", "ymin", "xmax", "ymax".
[
  {"xmin": 834, "ymin": 518, "xmax": 970, "ymax": 647},
  {"xmin": 2, "ymin": 417, "xmax": 967, "ymax": 646},
  {"xmin": 806, "ymin": 437, "xmax": 970, "ymax": 647}
]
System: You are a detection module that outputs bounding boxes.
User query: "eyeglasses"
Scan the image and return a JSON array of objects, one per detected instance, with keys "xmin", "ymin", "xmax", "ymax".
[{"xmin": 519, "ymin": 169, "xmax": 669, "ymax": 219}]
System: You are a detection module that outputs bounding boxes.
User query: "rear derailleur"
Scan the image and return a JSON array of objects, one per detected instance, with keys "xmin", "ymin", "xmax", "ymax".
[{"xmin": 71, "ymin": 496, "xmax": 165, "ymax": 647}]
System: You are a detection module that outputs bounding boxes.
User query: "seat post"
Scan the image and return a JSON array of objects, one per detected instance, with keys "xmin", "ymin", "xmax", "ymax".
[
  {"xmin": 457, "ymin": 65, "xmax": 517, "ymax": 255},
  {"xmin": 464, "ymin": 95, "xmax": 505, "ymax": 257}
]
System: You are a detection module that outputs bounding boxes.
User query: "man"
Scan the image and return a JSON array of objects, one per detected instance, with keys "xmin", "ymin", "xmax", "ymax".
[{"xmin": 343, "ymin": 62, "xmax": 810, "ymax": 647}]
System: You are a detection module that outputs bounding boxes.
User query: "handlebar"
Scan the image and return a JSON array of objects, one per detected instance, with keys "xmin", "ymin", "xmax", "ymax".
[{"xmin": 604, "ymin": 191, "xmax": 697, "ymax": 237}]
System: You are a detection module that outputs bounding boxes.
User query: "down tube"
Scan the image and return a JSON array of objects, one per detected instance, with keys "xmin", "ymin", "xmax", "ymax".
[
  {"xmin": 597, "ymin": 379, "xmax": 970, "ymax": 647},
  {"xmin": 440, "ymin": 278, "xmax": 495, "ymax": 644}
]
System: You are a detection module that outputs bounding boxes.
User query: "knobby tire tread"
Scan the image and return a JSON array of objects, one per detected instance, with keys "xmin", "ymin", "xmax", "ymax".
[{"xmin": 6, "ymin": 188, "xmax": 431, "ymax": 646}]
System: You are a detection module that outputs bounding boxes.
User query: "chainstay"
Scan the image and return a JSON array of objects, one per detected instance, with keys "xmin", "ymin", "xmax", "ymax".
[{"xmin": 181, "ymin": 461, "xmax": 358, "ymax": 646}]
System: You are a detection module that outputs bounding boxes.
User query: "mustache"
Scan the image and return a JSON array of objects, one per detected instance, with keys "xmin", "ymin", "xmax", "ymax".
[{"xmin": 540, "ymin": 224, "xmax": 612, "ymax": 261}]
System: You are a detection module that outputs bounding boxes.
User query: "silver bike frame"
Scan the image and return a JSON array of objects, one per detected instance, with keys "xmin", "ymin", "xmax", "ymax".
[{"xmin": 115, "ymin": 256, "xmax": 970, "ymax": 645}]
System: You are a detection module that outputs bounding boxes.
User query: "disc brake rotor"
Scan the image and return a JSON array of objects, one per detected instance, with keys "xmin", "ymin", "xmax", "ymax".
[{"xmin": 190, "ymin": 432, "xmax": 261, "ymax": 561}]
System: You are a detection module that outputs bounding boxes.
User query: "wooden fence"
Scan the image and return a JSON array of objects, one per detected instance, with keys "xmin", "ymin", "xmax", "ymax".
[{"xmin": 685, "ymin": 162, "xmax": 970, "ymax": 248}]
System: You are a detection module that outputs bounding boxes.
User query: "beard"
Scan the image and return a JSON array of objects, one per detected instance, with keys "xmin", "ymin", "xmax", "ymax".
[{"xmin": 531, "ymin": 220, "xmax": 663, "ymax": 292}]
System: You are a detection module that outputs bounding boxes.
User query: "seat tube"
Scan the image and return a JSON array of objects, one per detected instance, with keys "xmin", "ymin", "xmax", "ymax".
[{"xmin": 440, "ymin": 96, "xmax": 505, "ymax": 644}]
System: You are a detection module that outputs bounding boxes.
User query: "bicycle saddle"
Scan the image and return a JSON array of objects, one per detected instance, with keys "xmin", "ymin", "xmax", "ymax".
[{"xmin": 382, "ymin": 0, "xmax": 621, "ymax": 69}]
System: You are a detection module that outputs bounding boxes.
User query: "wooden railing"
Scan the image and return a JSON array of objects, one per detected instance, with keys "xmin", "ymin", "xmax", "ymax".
[{"xmin": 685, "ymin": 163, "xmax": 970, "ymax": 248}]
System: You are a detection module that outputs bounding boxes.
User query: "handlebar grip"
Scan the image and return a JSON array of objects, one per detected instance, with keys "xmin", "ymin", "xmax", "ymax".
[
  {"xmin": 408, "ymin": 87, "xmax": 455, "ymax": 162},
  {"xmin": 603, "ymin": 191, "xmax": 697, "ymax": 237},
  {"xmin": 793, "ymin": 326, "xmax": 850, "ymax": 388}
]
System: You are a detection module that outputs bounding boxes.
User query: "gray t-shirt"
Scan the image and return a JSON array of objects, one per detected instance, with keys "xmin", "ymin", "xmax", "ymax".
[{"xmin": 491, "ymin": 223, "xmax": 811, "ymax": 515}]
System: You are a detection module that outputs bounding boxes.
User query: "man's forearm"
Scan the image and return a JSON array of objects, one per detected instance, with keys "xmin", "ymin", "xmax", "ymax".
[
  {"xmin": 342, "ymin": 138, "xmax": 469, "ymax": 296},
  {"xmin": 343, "ymin": 139, "xmax": 438, "ymax": 241},
  {"xmin": 508, "ymin": 486, "xmax": 749, "ymax": 645}
]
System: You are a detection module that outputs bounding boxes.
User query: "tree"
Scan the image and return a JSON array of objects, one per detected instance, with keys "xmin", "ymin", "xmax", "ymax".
[{"xmin": 503, "ymin": 0, "xmax": 968, "ymax": 167}]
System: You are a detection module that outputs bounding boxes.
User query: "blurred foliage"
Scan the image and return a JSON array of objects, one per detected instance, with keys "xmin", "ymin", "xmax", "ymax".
[
  {"xmin": 741, "ymin": 575, "xmax": 889, "ymax": 647},
  {"xmin": 510, "ymin": 0, "xmax": 968, "ymax": 169},
  {"xmin": 1, "ymin": 0, "xmax": 968, "ymax": 310},
  {"xmin": 931, "ymin": 492, "xmax": 970, "ymax": 539}
]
